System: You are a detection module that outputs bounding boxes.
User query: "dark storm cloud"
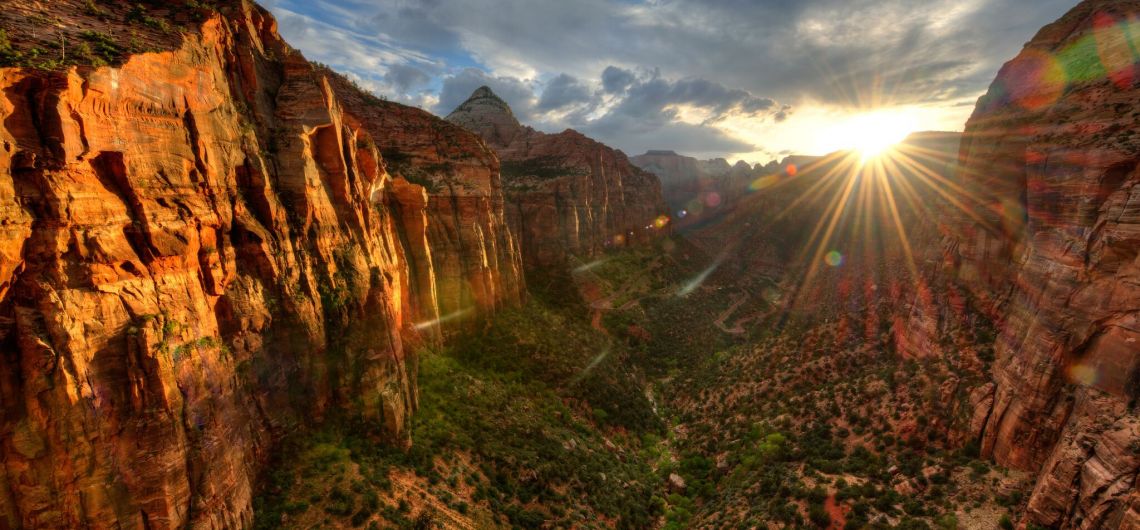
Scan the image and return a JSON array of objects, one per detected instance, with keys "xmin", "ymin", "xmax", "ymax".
[
  {"xmin": 304, "ymin": 0, "xmax": 1074, "ymax": 105},
  {"xmin": 428, "ymin": 65, "xmax": 782, "ymax": 155},
  {"xmin": 602, "ymin": 66, "xmax": 636, "ymax": 94},
  {"xmin": 537, "ymin": 74, "xmax": 594, "ymax": 112},
  {"xmin": 610, "ymin": 74, "xmax": 776, "ymax": 122}
]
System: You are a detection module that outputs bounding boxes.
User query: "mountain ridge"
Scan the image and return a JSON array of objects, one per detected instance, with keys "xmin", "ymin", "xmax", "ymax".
[{"xmin": 446, "ymin": 85, "xmax": 668, "ymax": 270}]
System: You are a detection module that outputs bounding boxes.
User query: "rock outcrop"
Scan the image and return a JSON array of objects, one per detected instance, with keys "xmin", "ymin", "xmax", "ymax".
[
  {"xmin": 324, "ymin": 75, "xmax": 524, "ymax": 335},
  {"xmin": 0, "ymin": 1, "xmax": 521, "ymax": 528},
  {"xmin": 448, "ymin": 87, "xmax": 667, "ymax": 269},
  {"xmin": 904, "ymin": 1, "xmax": 1140, "ymax": 527}
]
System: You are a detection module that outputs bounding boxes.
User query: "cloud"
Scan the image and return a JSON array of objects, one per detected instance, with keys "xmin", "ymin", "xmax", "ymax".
[
  {"xmin": 427, "ymin": 64, "xmax": 776, "ymax": 157},
  {"xmin": 601, "ymin": 66, "xmax": 636, "ymax": 94},
  {"xmin": 609, "ymin": 74, "xmax": 777, "ymax": 123},
  {"xmin": 265, "ymin": 0, "xmax": 1080, "ymax": 158},
  {"xmin": 383, "ymin": 63, "xmax": 431, "ymax": 93},
  {"xmin": 537, "ymin": 74, "xmax": 594, "ymax": 112},
  {"xmin": 289, "ymin": 0, "xmax": 1073, "ymax": 106}
]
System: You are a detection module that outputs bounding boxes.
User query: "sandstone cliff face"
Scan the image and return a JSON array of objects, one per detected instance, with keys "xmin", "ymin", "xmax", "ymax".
[
  {"xmin": 905, "ymin": 1, "xmax": 1140, "ymax": 527},
  {"xmin": 0, "ymin": 2, "xmax": 519, "ymax": 528},
  {"xmin": 326, "ymin": 77, "xmax": 524, "ymax": 335},
  {"xmin": 448, "ymin": 87, "xmax": 667, "ymax": 269}
]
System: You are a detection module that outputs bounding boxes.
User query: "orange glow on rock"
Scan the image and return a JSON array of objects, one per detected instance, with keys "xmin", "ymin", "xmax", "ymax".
[{"xmin": 1006, "ymin": 50, "xmax": 1066, "ymax": 111}]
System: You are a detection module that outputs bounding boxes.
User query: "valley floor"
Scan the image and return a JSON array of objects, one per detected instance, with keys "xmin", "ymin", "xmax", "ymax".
[{"xmin": 254, "ymin": 238, "xmax": 1034, "ymax": 530}]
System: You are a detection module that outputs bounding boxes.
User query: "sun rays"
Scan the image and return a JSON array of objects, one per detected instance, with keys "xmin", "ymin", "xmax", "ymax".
[
  {"xmin": 725, "ymin": 130, "xmax": 1008, "ymax": 325},
  {"xmin": 819, "ymin": 109, "xmax": 921, "ymax": 162}
]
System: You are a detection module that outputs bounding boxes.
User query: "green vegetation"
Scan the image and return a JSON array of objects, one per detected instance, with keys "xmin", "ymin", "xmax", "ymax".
[
  {"xmin": 501, "ymin": 156, "xmax": 588, "ymax": 181},
  {"xmin": 255, "ymin": 279, "xmax": 666, "ymax": 529},
  {"xmin": 0, "ymin": 30, "xmax": 21, "ymax": 67},
  {"xmin": 76, "ymin": 31, "xmax": 122, "ymax": 66},
  {"xmin": 254, "ymin": 236, "xmax": 1031, "ymax": 529}
]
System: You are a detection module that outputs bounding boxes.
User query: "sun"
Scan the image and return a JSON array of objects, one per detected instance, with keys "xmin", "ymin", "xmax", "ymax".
[{"xmin": 819, "ymin": 109, "xmax": 921, "ymax": 161}]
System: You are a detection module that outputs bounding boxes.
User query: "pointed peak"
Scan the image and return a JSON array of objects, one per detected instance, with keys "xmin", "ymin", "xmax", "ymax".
[
  {"xmin": 446, "ymin": 86, "xmax": 522, "ymax": 147},
  {"xmin": 471, "ymin": 85, "xmax": 497, "ymax": 98},
  {"xmin": 452, "ymin": 86, "xmax": 513, "ymax": 116}
]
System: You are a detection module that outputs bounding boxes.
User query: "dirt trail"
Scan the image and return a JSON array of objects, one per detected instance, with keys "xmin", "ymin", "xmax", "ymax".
[
  {"xmin": 824, "ymin": 494, "xmax": 847, "ymax": 530},
  {"xmin": 581, "ymin": 256, "xmax": 663, "ymax": 334},
  {"xmin": 713, "ymin": 293, "xmax": 749, "ymax": 334},
  {"xmin": 711, "ymin": 289, "xmax": 781, "ymax": 336}
]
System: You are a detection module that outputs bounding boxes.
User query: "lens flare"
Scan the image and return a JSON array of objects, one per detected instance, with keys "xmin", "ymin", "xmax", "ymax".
[
  {"xmin": 1005, "ymin": 49, "xmax": 1065, "ymax": 110},
  {"xmin": 574, "ymin": 258, "xmax": 610, "ymax": 273},
  {"xmin": 749, "ymin": 174, "xmax": 781, "ymax": 191},
  {"xmin": 678, "ymin": 259, "xmax": 723, "ymax": 297},
  {"xmin": 1093, "ymin": 13, "xmax": 1138, "ymax": 89},
  {"xmin": 1066, "ymin": 363, "xmax": 1100, "ymax": 387},
  {"xmin": 824, "ymin": 250, "xmax": 844, "ymax": 267},
  {"xmin": 414, "ymin": 308, "xmax": 473, "ymax": 330},
  {"xmin": 571, "ymin": 347, "xmax": 612, "ymax": 385}
]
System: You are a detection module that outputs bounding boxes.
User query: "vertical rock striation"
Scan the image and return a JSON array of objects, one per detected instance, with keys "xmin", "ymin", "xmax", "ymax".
[
  {"xmin": 906, "ymin": 1, "xmax": 1140, "ymax": 527},
  {"xmin": 327, "ymin": 79, "xmax": 524, "ymax": 334},
  {"xmin": 447, "ymin": 87, "xmax": 667, "ymax": 270},
  {"xmin": 0, "ymin": 1, "xmax": 522, "ymax": 528}
]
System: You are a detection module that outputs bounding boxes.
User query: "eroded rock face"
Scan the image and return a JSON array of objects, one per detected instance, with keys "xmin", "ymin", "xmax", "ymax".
[
  {"xmin": 448, "ymin": 87, "xmax": 667, "ymax": 269},
  {"xmin": 0, "ymin": 2, "xmax": 519, "ymax": 528},
  {"xmin": 328, "ymin": 79, "xmax": 524, "ymax": 334},
  {"xmin": 907, "ymin": 1, "xmax": 1140, "ymax": 527}
]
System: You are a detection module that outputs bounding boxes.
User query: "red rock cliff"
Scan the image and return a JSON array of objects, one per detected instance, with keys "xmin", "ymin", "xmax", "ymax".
[
  {"xmin": 326, "ymin": 79, "xmax": 524, "ymax": 334},
  {"xmin": 906, "ymin": 1, "xmax": 1140, "ymax": 527},
  {"xmin": 447, "ymin": 87, "xmax": 667, "ymax": 269},
  {"xmin": 0, "ymin": 1, "xmax": 521, "ymax": 528}
]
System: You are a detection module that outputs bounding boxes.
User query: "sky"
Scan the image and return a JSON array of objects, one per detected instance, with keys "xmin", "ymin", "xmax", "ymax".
[{"xmin": 261, "ymin": 0, "xmax": 1079, "ymax": 163}]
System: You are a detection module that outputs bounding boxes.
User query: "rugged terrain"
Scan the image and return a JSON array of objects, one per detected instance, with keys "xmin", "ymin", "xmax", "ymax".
[
  {"xmin": 0, "ymin": 1, "xmax": 525, "ymax": 527},
  {"xmin": 1, "ymin": 0, "xmax": 1139, "ymax": 529},
  {"xmin": 903, "ymin": 1, "xmax": 1140, "ymax": 527},
  {"xmin": 447, "ymin": 87, "xmax": 668, "ymax": 270}
]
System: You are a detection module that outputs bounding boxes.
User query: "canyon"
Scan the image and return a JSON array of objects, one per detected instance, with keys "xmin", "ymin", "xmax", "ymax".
[
  {"xmin": 0, "ymin": 0, "xmax": 1137, "ymax": 529},
  {"xmin": 0, "ymin": 1, "xmax": 658, "ymax": 528}
]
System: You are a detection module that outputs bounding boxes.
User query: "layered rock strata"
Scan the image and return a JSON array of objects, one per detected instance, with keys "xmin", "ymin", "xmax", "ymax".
[{"xmin": 905, "ymin": 1, "xmax": 1140, "ymax": 527}]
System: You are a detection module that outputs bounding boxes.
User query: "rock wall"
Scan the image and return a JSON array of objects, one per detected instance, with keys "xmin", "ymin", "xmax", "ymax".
[
  {"xmin": 0, "ymin": 1, "xmax": 521, "ymax": 528},
  {"xmin": 447, "ymin": 87, "xmax": 667, "ymax": 270},
  {"xmin": 327, "ymin": 80, "xmax": 524, "ymax": 333},
  {"xmin": 905, "ymin": 1, "xmax": 1140, "ymax": 527}
]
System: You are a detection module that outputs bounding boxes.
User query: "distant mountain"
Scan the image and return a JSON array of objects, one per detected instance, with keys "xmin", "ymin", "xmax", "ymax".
[{"xmin": 448, "ymin": 86, "xmax": 667, "ymax": 270}]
